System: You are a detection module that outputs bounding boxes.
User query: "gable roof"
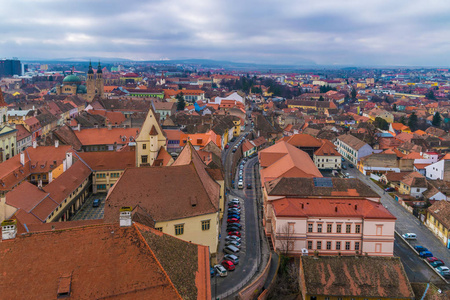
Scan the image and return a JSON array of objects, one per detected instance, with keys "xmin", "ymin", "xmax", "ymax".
[
  {"xmin": 0, "ymin": 223, "xmax": 210, "ymax": 299},
  {"xmin": 284, "ymin": 134, "xmax": 322, "ymax": 148},
  {"xmin": 337, "ymin": 134, "xmax": 368, "ymax": 150},
  {"xmin": 104, "ymin": 164, "xmax": 219, "ymax": 223},
  {"xmin": 427, "ymin": 200, "xmax": 450, "ymax": 229},
  {"xmin": 78, "ymin": 151, "xmax": 135, "ymax": 171}
]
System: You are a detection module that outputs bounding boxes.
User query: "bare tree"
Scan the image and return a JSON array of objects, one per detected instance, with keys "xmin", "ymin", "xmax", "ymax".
[{"xmin": 278, "ymin": 222, "xmax": 295, "ymax": 256}]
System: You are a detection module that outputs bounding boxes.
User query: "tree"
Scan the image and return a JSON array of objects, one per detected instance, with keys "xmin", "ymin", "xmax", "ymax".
[
  {"xmin": 176, "ymin": 92, "xmax": 185, "ymax": 111},
  {"xmin": 400, "ymin": 116, "xmax": 406, "ymax": 125},
  {"xmin": 408, "ymin": 112, "xmax": 418, "ymax": 131},
  {"xmin": 392, "ymin": 104, "xmax": 397, "ymax": 112},
  {"xmin": 374, "ymin": 117, "xmax": 389, "ymax": 130},
  {"xmin": 318, "ymin": 96, "xmax": 324, "ymax": 101},
  {"xmin": 351, "ymin": 88, "xmax": 357, "ymax": 100},
  {"xmin": 432, "ymin": 112, "xmax": 442, "ymax": 127},
  {"xmin": 426, "ymin": 90, "xmax": 436, "ymax": 100},
  {"xmin": 279, "ymin": 223, "xmax": 295, "ymax": 256}
]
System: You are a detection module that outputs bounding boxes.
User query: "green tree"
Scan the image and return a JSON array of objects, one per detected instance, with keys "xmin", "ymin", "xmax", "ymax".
[
  {"xmin": 400, "ymin": 116, "xmax": 406, "ymax": 125},
  {"xmin": 408, "ymin": 112, "xmax": 418, "ymax": 131},
  {"xmin": 392, "ymin": 104, "xmax": 397, "ymax": 111},
  {"xmin": 432, "ymin": 112, "xmax": 442, "ymax": 127},
  {"xmin": 374, "ymin": 117, "xmax": 389, "ymax": 130},
  {"xmin": 426, "ymin": 90, "xmax": 436, "ymax": 100},
  {"xmin": 318, "ymin": 96, "xmax": 324, "ymax": 101},
  {"xmin": 176, "ymin": 92, "xmax": 185, "ymax": 111}
]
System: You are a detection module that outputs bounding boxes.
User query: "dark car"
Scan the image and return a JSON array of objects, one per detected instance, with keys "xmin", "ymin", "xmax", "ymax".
[
  {"xmin": 225, "ymin": 144, "xmax": 230, "ymax": 149},
  {"xmin": 92, "ymin": 199, "xmax": 101, "ymax": 207},
  {"xmin": 342, "ymin": 164, "xmax": 347, "ymax": 170},
  {"xmin": 247, "ymin": 183, "xmax": 252, "ymax": 189},
  {"xmin": 227, "ymin": 224, "xmax": 242, "ymax": 231},
  {"xmin": 349, "ymin": 163, "xmax": 354, "ymax": 168},
  {"xmin": 430, "ymin": 261, "xmax": 445, "ymax": 268},
  {"xmin": 426, "ymin": 257, "xmax": 444, "ymax": 264},
  {"xmin": 232, "ymin": 148, "xmax": 237, "ymax": 153},
  {"xmin": 210, "ymin": 267, "xmax": 215, "ymax": 277},
  {"xmin": 227, "ymin": 218, "xmax": 240, "ymax": 224},
  {"xmin": 419, "ymin": 251, "xmax": 433, "ymax": 258},
  {"xmin": 228, "ymin": 204, "xmax": 241, "ymax": 209},
  {"xmin": 414, "ymin": 245, "xmax": 428, "ymax": 253},
  {"xmin": 385, "ymin": 187, "xmax": 395, "ymax": 192},
  {"xmin": 228, "ymin": 214, "xmax": 240, "ymax": 220}
]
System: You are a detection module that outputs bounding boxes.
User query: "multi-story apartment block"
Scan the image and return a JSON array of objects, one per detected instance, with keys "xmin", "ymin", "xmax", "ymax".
[{"xmin": 335, "ymin": 134, "xmax": 373, "ymax": 165}]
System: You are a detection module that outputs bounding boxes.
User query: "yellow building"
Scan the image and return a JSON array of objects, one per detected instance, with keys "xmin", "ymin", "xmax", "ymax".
[
  {"xmin": 0, "ymin": 124, "xmax": 17, "ymax": 162},
  {"xmin": 135, "ymin": 106, "xmax": 167, "ymax": 167},
  {"xmin": 426, "ymin": 201, "xmax": 450, "ymax": 248}
]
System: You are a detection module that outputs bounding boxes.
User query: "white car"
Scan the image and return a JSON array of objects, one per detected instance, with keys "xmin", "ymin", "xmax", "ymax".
[
  {"xmin": 402, "ymin": 233, "xmax": 417, "ymax": 240},
  {"xmin": 214, "ymin": 264, "xmax": 228, "ymax": 277}
]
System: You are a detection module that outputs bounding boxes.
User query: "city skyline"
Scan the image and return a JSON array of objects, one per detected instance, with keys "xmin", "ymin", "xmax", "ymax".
[{"xmin": 1, "ymin": 1, "xmax": 450, "ymax": 66}]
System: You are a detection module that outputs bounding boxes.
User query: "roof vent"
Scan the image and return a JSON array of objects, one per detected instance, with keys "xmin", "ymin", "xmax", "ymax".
[
  {"xmin": 119, "ymin": 207, "xmax": 133, "ymax": 227},
  {"xmin": 335, "ymin": 206, "xmax": 338, "ymax": 212},
  {"xmin": 1, "ymin": 219, "xmax": 17, "ymax": 240},
  {"xmin": 57, "ymin": 273, "xmax": 72, "ymax": 298}
]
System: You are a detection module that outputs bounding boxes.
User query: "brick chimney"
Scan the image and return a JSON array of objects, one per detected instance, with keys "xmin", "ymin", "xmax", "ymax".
[
  {"xmin": 119, "ymin": 207, "xmax": 132, "ymax": 227},
  {"xmin": 1, "ymin": 219, "xmax": 17, "ymax": 240}
]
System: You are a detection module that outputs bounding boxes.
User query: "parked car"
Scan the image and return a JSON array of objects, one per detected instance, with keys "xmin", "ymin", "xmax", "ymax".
[
  {"xmin": 228, "ymin": 207, "xmax": 241, "ymax": 213},
  {"xmin": 230, "ymin": 198, "xmax": 240, "ymax": 204},
  {"xmin": 238, "ymin": 181, "xmax": 244, "ymax": 189},
  {"xmin": 210, "ymin": 267, "xmax": 215, "ymax": 277},
  {"xmin": 402, "ymin": 233, "xmax": 417, "ymax": 240},
  {"xmin": 232, "ymin": 147, "xmax": 237, "ymax": 153},
  {"xmin": 223, "ymin": 245, "xmax": 240, "ymax": 254},
  {"xmin": 247, "ymin": 183, "xmax": 252, "ymax": 189},
  {"xmin": 226, "ymin": 240, "xmax": 241, "ymax": 248},
  {"xmin": 414, "ymin": 245, "xmax": 428, "ymax": 252},
  {"xmin": 430, "ymin": 261, "xmax": 445, "ymax": 268},
  {"xmin": 227, "ymin": 224, "xmax": 242, "ymax": 231},
  {"xmin": 224, "ymin": 254, "xmax": 239, "ymax": 265},
  {"xmin": 342, "ymin": 165, "xmax": 347, "ymax": 170},
  {"xmin": 225, "ymin": 235, "xmax": 242, "ymax": 243},
  {"xmin": 221, "ymin": 260, "xmax": 235, "ymax": 271},
  {"xmin": 426, "ymin": 257, "xmax": 444, "ymax": 264},
  {"xmin": 228, "ymin": 214, "xmax": 240, "ymax": 220},
  {"xmin": 228, "ymin": 205, "xmax": 241, "ymax": 210},
  {"xmin": 92, "ymin": 199, "xmax": 101, "ymax": 207},
  {"xmin": 419, "ymin": 251, "xmax": 433, "ymax": 258},
  {"xmin": 349, "ymin": 163, "xmax": 354, "ymax": 168},
  {"xmin": 436, "ymin": 266, "xmax": 450, "ymax": 277},
  {"xmin": 214, "ymin": 264, "xmax": 228, "ymax": 277},
  {"xmin": 227, "ymin": 218, "xmax": 240, "ymax": 224},
  {"xmin": 228, "ymin": 231, "xmax": 241, "ymax": 237}
]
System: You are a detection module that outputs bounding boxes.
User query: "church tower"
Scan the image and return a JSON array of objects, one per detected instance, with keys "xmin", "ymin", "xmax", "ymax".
[
  {"xmin": 96, "ymin": 62, "xmax": 104, "ymax": 98},
  {"xmin": 0, "ymin": 87, "xmax": 8, "ymax": 124},
  {"xmin": 86, "ymin": 61, "xmax": 95, "ymax": 102}
]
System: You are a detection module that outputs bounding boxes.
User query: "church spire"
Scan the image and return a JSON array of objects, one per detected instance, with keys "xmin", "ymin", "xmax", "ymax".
[
  {"xmin": 88, "ymin": 60, "xmax": 94, "ymax": 74},
  {"xmin": 97, "ymin": 61, "xmax": 102, "ymax": 74}
]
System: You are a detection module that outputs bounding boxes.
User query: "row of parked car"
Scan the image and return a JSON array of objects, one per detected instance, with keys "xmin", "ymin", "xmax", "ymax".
[
  {"xmin": 237, "ymin": 160, "xmax": 252, "ymax": 189},
  {"xmin": 231, "ymin": 134, "xmax": 249, "ymax": 153},
  {"xmin": 403, "ymin": 233, "xmax": 450, "ymax": 277},
  {"xmin": 213, "ymin": 198, "xmax": 243, "ymax": 277}
]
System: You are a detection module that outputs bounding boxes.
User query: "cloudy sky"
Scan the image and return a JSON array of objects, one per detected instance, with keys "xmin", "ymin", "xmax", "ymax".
[{"xmin": 1, "ymin": 0, "xmax": 450, "ymax": 66}]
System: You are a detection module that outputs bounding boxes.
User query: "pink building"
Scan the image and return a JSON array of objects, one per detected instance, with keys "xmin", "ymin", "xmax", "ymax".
[{"xmin": 271, "ymin": 198, "xmax": 396, "ymax": 257}]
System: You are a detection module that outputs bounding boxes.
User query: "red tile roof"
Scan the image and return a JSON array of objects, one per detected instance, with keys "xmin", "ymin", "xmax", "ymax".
[
  {"xmin": 74, "ymin": 127, "xmax": 140, "ymax": 146},
  {"xmin": 0, "ymin": 224, "xmax": 194, "ymax": 299},
  {"xmin": 272, "ymin": 198, "xmax": 396, "ymax": 219},
  {"xmin": 78, "ymin": 151, "xmax": 135, "ymax": 171}
]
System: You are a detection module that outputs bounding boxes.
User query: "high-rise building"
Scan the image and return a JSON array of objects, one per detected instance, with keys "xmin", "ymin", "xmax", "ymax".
[{"xmin": 0, "ymin": 59, "xmax": 21, "ymax": 77}]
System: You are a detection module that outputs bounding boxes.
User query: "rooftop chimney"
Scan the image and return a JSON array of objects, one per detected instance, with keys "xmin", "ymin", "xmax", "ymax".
[
  {"xmin": 20, "ymin": 152, "xmax": 25, "ymax": 166},
  {"xmin": 119, "ymin": 207, "xmax": 133, "ymax": 227},
  {"xmin": 32, "ymin": 141, "xmax": 37, "ymax": 149},
  {"xmin": 2, "ymin": 219, "xmax": 17, "ymax": 240},
  {"xmin": 55, "ymin": 140, "xmax": 59, "ymax": 148},
  {"xmin": 77, "ymin": 124, "xmax": 81, "ymax": 131}
]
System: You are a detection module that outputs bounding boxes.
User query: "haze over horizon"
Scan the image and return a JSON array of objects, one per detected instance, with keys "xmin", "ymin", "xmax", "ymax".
[{"xmin": 2, "ymin": 0, "xmax": 450, "ymax": 67}]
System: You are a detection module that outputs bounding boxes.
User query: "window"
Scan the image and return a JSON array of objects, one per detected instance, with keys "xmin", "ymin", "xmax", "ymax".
[
  {"xmin": 97, "ymin": 184, "xmax": 106, "ymax": 190},
  {"xmin": 345, "ymin": 242, "xmax": 350, "ymax": 250},
  {"xmin": 327, "ymin": 224, "xmax": 332, "ymax": 233},
  {"xmin": 336, "ymin": 241, "xmax": 341, "ymax": 250},
  {"xmin": 336, "ymin": 224, "xmax": 342, "ymax": 233},
  {"xmin": 355, "ymin": 242, "xmax": 360, "ymax": 251},
  {"xmin": 308, "ymin": 223, "xmax": 313, "ymax": 232},
  {"xmin": 307, "ymin": 241, "xmax": 312, "ymax": 250},
  {"xmin": 316, "ymin": 241, "xmax": 322, "ymax": 250},
  {"xmin": 326, "ymin": 241, "xmax": 331, "ymax": 250},
  {"xmin": 317, "ymin": 224, "xmax": 322, "ymax": 233},
  {"xmin": 376, "ymin": 225, "xmax": 383, "ymax": 236},
  {"xmin": 142, "ymin": 144, "xmax": 147, "ymax": 150},
  {"xmin": 375, "ymin": 243, "xmax": 381, "ymax": 253},
  {"xmin": 141, "ymin": 155, "xmax": 148, "ymax": 164},
  {"xmin": 355, "ymin": 224, "xmax": 361, "ymax": 233},
  {"xmin": 346, "ymin": 224, "xmax": 351, "ymax": 233},
  {"xmin": 175, "ymin": 224, "xmax": 184, "ymax": 235},
  {"xmin": 155, "ymin": 227, "xmax": 162, "ymax": 232},
  {"xmin": 201, "ymin": 220, "xmax": 210, "ymax": 231}
]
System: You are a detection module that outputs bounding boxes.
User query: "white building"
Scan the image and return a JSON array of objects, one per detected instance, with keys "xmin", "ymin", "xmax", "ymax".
[
  {"xmin": 425, "ymin": 153, "xmax": 450, "ymax": 181},
  {"xmin": 335, "ymin": 134, "xmax": 373, "ymax": 165}
]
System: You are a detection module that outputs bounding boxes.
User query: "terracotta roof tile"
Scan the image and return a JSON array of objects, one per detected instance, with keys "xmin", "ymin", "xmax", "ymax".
[
  {"xmin": 78, "ymin": 151, "xmax": 135, "ymax": 171},
  {"xmin": 74, "ymin": 127, "xmax": 140, "ymax": 146}
]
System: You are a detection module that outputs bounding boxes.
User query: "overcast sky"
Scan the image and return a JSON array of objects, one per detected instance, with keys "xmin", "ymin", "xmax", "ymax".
[{"xmin": 1, "ymin": 0, "xmax": 450, "ymax": 66}]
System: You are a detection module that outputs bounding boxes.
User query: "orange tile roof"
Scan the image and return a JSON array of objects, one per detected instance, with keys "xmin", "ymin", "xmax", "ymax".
[
  {"xmin": 74, "ymin": 127, "xmax": 140, "ymax": 146},
  {"xmin": 285, "ymin": 134, "xmax": 322, "ymax": 148},
  {"xmin": 315, "ymin": 140, "xmax": 340, "ymax": 156},
  {"xmin": 88, "ymin": 110, "xmax": 126, "ymax": 125},
  {"xmin": 0, "ymin": 224, "xmax": 186, "ymax": 299},
  {"xmin": 153, "ymin": 147, "xmax": 173, "ymax": 166}
]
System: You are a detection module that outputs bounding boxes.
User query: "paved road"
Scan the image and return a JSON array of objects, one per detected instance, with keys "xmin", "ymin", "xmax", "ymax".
[
  {"xmin": 70, "ymin": 193, "xmax": 106, "ymax": 220},
  {"xmin": 394, "ymin": 235, "xmax": 442, "ymax": 284},
  {"xmin": 344, "ymin": 163, "xmax": 449, "ymax": 286},
  {"xmin": 212, "ymin": 156, "xmax": 261, "ymax": 299}
]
